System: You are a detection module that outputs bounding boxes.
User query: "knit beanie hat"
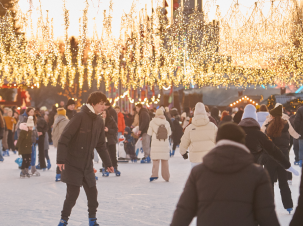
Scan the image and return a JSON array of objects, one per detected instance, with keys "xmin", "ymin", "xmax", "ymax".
[
  {"xmin": 270, "ymin": 105, "xmax": 283, "ymax": 117},
  {"xmin": 57, "ymin": 108, "xmax": 66, "ymax": 116},
  {"xmin": 242, "ymin": 104, "xmax": 257, "ymax": 121},
  {"xmin": 194, "ymin": 102, "xmax": 207, "ymax": 116},
  {"xmin": 216, "ymin": 122, "xmax": 246, "ymax": 144},
  {"xmin": 66, "ymin": 99, "xmax": 76, "ymax": 107},
  {"xmin": 27, "ymin": 116, "xmax": 35, "ymax": 127},
  {"xmin": 155, "ymin": 109, "xmax": 164, "ymax": 117}
]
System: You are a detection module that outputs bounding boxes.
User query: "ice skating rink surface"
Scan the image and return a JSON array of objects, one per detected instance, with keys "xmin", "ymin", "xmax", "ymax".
[{"xmin": 0, "ymin": 146, "xmax": 301, "ymax": 225}]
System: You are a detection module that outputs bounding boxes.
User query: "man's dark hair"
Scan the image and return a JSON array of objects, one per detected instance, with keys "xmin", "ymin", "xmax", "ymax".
[
  {"xmin": 105, "ymin": 99, "xmax": 111, "ymax": 106},
  {"xmin": 136, "ymin": 103, "xmax": 143, "ymax": 108},
  {"xmin": 87, "ymin": 91, "xmax": 107, "ymax": 105}
]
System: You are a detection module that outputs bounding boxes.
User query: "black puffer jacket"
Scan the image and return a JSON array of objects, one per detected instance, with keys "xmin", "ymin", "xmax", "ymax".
[
  {"xmin": 139, "ymin": 108, "xmax": 150, "ymax": 134},
  {"xmin": 171, "ymin": 118, "xmax": 183, "ymax": 146},
  {"xmin": 57, "ymin": 105, "xmax": 112, "ymax": 188},
  {"xmin": 66, "ymin": 109, "xmax": 77, "ymax": 120},
  {"xmin": 239, "ymin": 118, "xmax": 290, "ymax": 169},
  {"xmin": 36, "ymin": 115, "xmax": 48, "ymax": 135},
  {"xmin": 171, "ymin": 141, "xmax": 280, "ymax": 226},
  {"xmin": 108, "ymin": 106, "xmax": 117, "ymax": 123},
  {"xmin": 105, "ymin": 115, "xmax": 118, "ymax": 145},
  {"xmin": 294, "ymin": 106, "xmax": 303, "ymax": 139}
]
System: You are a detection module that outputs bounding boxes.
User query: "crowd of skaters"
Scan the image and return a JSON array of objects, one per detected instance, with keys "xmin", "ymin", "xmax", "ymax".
[{"xmin": 1, "ymin": 90, "xmax": 303, "ymax": 225}]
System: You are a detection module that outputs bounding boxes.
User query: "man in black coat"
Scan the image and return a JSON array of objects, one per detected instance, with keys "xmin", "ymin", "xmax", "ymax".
[
  {"xmin": 294, "ymin": 105, "xmax": 303, "ymax": 167},
  {"xmin": 136, "ymin": 103, "xmax": 151, "ymax": 163},
  {"xmin": 105, "ymin": 100, "xmax": 118, "ymax": 123},
  {"xmin": 57, "ymin": 91, "xmax": 114, "ymax": 226}
]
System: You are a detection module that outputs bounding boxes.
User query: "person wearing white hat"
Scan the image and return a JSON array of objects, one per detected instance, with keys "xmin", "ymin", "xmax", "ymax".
[{"xmin": 180, "ymin": 102, "xmax": 217, "ymax": 168}]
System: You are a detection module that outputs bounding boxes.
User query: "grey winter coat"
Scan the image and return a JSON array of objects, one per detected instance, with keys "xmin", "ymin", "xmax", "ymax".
[
  {"xmin": 171, "ymin": 140, "xmax": 280, "ymax": 226},
  {"xmin": 52, "ymin": 115, "xmax": 69, "ymax": 148},
  {"xmin": 57, "ymin": 105, "xmax": 112, "ymax": 188}
]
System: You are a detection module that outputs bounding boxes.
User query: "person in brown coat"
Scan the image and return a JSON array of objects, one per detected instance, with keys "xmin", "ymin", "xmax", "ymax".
[{"xmin": 171, "ymin": 122, "xmax": 280, "ymax": 226}]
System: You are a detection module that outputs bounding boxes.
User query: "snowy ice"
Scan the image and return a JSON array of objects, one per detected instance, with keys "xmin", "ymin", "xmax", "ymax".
[{"xmin": 0, "ymin": 146, "xmax": 301, "ymax": 225}]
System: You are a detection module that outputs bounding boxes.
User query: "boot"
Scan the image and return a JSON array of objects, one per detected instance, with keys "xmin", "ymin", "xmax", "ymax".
[
  {"xmin": 6, "ymin": 150, "xmax": 10, "ymax": 157},
  {"xmin": 101, "ymin": 168, "xmax": 109, "ymax": 177},
  {"xmin": 150, "ymin": 177, "xmax": 158, "ymax": 182},
  {"xmin": 89, "ymin": 218, "xmax": 100, "ymax": 226},
  {"xmin": 58, "ymin": 219, "xmax": 68, "ymax": 226},
  {"xmin": 299, "ymin": 160, "xmax": 302, "ymax": 168},
  {"xmin": 114, "ymin": 169, "xmax": 121, "ymax": 176},
  {"xmin": 47, "ymin": 159, "xmax": 51, "ymax": 170},
  {"xmin": 56, "ymin": 174, "xmax": 61, "ymax": 182},
  {"xmin": 36, "ymin": 163, "xmax": 40, "ymax": 169},
  {"xmin": 31, "ymin": 166, "xmax": 40, "ymax": 176},
  {"xmin": 24, "ymin": 168, "xmax": 31, "ymax": 178},
  {"xmin": 20, "ymin": 169, "xmax": 26, "ymax": 178}
]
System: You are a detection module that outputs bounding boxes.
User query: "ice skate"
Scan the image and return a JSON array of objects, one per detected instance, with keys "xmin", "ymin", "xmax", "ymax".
[
  {"xmin": 47, "ymin": 159, "xmax": 51, "ymax": 170},
  {"xmin": 89, "ymin": 218, "xmax": 100, "ymax": 226},
  {"xmin": 299, "ymin": 160, "xmax": 302, "ymax": 167},
  {"xmin": 102, "ymin": 168, "xmax": 109, "ymax": 177},
  {"xmin": 141, "ymin": 156, "xmax": 151, "ymax": 163},
  {"xmin": 150, "ymin": 177, "xmax": 158, "ymax": 182},
  {"xmin": 56, "ymin": 174, "xmax": 61, "ymax": 182},
  {"xmin": 36, "ymin": 163, "xmax": 40, "ymax": 169},
  {"xmin": 294, "ymin": 161, "xmax": 300, "ymax": 165},
  {"xmin": 20, "ymin": 169, "xmax": 26, "ymax": 178},
  {"xmin": 58, "ymin": 219, "xmax": 68, "ymax": 226},
  {"xmin": 24, "ymin": 168, "xmax": 31, "ymax": 178},
  {"xmin": 114, "ymin": 169, "xmax": 121, "ymax": 176},
  {"xmin": 287, "ymin": 208, "xmax": 293, "ymax": 214},
  {"xmin": 13, "ymin": 150, "xmax": 17, "ymax": 154},
  {"xmin": 5, "ymin": 150, "xmax": 9, "ymax": 157},
  {"xmin": 31, "ymin": 166, "xmax": 40, "ymax": 176}
]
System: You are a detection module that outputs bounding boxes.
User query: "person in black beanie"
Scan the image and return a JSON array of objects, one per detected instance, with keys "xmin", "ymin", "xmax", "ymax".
[
  {"xmin": 66, "ymin": 99, "xmax": 77, "ymax": 120},
  {"xmin": 171, "ymin": 122, "xmax": 280, "ymax": 226},
  {"xmin": 105, "ymin": 100, "xmax": 117, "ymax": 123}
]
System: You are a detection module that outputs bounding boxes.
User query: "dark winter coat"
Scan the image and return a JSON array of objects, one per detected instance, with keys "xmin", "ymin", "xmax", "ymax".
[
  {"xmin": 66, "ymin": 109, "xmax": 77, "ymax": 120},
  {"xmin": 171, "ymin": 118, "xmax": 183, "ymax": 146},
  {"xmin": 233, "ymin": 110, "xmax": 244, "ymax": 124},
  {"xmin": 0, "ymin": 126, "xmax": 4, "ymax": 139},
  {"xmin": 105, "ymin": 115, "xmax": 118, "ymax": 145},
  {"xmin": 294, "ymin": 106, "xmax": 303, "ymax": 139},
  {"xmin": 108, "ymin": 106, "xmax": 118, "ymax": 123},
  {"xmin": 218, "ymin": 115, "xmax": 233, "ymax": 127},
  {"xmin": 57, "ymin": 105, "xmax": 112, "ymax": 188},
  {"xmin": 16, "ymin": 130, "xmax": 33, "ymax": 155},
  {"xmin": 290, "ymin": 166, "xmax": 303, "ymax": 226},
  {"xmin": 171, "ymin": 140, "xmax": 280, "ymax": 226},
  {"xmin": 239, "ymin": 118, "xmax": 290, "ymax": 169},
  {"xmin": 36, "ymin": 115, "xmax": 48, "ymax": 135},
  {"xmin": 210, "ymin": 107, "xmax": 220, "ymax": 125},
  {"xmin": 138, "ymin": 108, "xmax": 150, "ymax": 135}
]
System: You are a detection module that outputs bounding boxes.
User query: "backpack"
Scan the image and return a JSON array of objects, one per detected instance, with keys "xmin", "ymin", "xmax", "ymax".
[{"xmin": 156, "ymin": 124, "xmax": 168, "ymax": 141}]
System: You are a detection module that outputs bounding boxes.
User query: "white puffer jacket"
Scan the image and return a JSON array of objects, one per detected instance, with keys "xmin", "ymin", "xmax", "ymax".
[
  {"xmin": 147, "ymin": 117, "xmax": 172, "ymax": 160},
  {"xmin": 180, "ymin": 114, "xmax": 217, "ymax": 163}
]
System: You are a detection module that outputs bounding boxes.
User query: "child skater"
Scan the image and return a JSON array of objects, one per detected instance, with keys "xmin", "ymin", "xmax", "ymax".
[
  {"xmin": 124, "ymin": 127, "xmax": 137, "ymax": 162},
  {"xmin": 16, "ymin": 116, "xmax": 35, "ymax": 178}
]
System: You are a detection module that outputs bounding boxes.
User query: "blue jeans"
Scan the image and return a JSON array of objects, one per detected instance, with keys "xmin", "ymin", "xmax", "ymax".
[
  {"xmin": 299, "ymin": 139, "xmax": 303, "ymax": 161},
  {"xmin": 0, "ymin": 140, "xmax": 3, "ymax": 161},
  {"xmin": 31, "ymin": 144, "xmax": 37, "ymax": 166}
]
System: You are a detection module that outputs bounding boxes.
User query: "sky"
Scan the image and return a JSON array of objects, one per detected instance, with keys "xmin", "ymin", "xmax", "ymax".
[{"xmin": 16, "ymin": 0, "xmax": 302, "ymax": 39}]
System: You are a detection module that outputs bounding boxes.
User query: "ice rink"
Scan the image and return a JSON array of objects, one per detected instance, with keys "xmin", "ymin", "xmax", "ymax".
[{"xmin": 0, "ymin": 146, "xmax": 301, "ymax": 226}]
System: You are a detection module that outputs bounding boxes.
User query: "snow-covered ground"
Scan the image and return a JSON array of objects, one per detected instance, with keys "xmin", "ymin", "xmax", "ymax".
[{"xmin": 0, "ymin": 146, "xmax": 301, "ymax": 226}]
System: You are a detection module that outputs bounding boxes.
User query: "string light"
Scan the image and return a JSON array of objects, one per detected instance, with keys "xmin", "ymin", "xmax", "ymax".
[{"xmin": 0, "ymin": 1, "xmax": 303, "ymax": 90}]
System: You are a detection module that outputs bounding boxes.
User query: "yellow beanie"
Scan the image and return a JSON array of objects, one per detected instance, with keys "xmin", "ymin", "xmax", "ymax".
[{"xmin": 57, "ymin": 108, "xmax": 66, "ymax": 116}]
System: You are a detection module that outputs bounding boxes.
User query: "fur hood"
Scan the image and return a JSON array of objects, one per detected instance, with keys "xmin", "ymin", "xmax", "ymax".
[{"xmin": 192, "ymin": 114, "xmax": 210, "ymax": 127}]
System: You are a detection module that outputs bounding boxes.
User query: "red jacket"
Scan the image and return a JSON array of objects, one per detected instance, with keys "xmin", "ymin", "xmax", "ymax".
[{"xmin": 117, "ymin": 112, "xmax": 125, "ymax": 133}]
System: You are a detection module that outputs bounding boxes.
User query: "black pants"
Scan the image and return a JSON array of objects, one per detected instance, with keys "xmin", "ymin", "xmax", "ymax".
[
  {"xmin": 293, "ymin": 138, "xmax": 299, "ymax": 162},
  {"xmin": 21, "ymin": 154, "xmax": 31, "ymax": 169},
  {"xmin": 56, "ymin": 166, "xmax": 61, "ymax": 174},
  {"xmin": 38, "ymin": 134, "xmax": 46, "ymax": 169},
  {"xmin": 265, "ymin": 150, "xmax": 293, "ymax": 209},
  {"xmin": 44, "ymin": 149, "xmax": 49, "ymax": 161},
  {"xmin": 61, "ymin": 178, "xmax": 98, "ymax": 221},
  {"xmin": 107, "ymin": 143, "xmax": 117, "ymax": 169},
  {"xmin": 125, "ymin": 143, "xmax": 136, "ymax": 160},
  {"xmin": 7, "ymin": 130, "xmax": 15, "ymax": 152}
]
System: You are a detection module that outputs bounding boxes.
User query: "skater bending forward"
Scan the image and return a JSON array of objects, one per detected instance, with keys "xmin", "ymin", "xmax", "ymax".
[{"xmin": 57, "ymin": 91, "xmax": 114, "ymax": 226}]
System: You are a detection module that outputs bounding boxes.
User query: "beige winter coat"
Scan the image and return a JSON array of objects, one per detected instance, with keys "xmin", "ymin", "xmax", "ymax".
[
  {"xmin": 52, "ymin": 115, "xmax": 69, "ymax": 148},
  {"xmin": 147, "ymin": 116, "xmax": 172, "ymax": 160},
  {"xmin": 180, "ymin": 114, "xmax": 217, "ymax": 163}
]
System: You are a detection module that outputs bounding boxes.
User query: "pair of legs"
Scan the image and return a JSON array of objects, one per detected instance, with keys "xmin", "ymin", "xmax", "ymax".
[
  {"xmin": 61, "ymin": 178, "xmax": 98, "ymax": 221},
  {"xmin": 21, "ymin": 154, "xmax": 31, "ymax": 169},
  {"xmin": 37, "ymin": 134, "xmax": 46, "ymax": 169},
  {"xmin": 151, "ymin": 160, "xmax": 170, "ymax": 181},
  {"xmin": 107, "ymin": 144, "xmax": 117, "ymax": 169},
  {"xmin": 0, "ymin": 140, "xmax": 3, "ymax": 161},
  {"xmin": 298, "ymin": 139, "xmax": 303, "ymax": 163},
  {"xmin": 142, "ymin": 133, "xmax": 151, "ymax": 158},
  {"xmin": 31, "ymin": 144, "xmax": 37, "ymax": 166},
  {"xmin": 265, "ymin": 157, "xmax": 293, "ymax": 209},
  {"xmin": 7, "ymin": 129, "xmax": 15, "ymax": 152}
]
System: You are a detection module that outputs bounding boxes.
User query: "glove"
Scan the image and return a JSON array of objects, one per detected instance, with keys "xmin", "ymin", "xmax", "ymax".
[
  {"xmin": 182, "ymin": 152, "xmax": 188, "ymax": 160},
  {"xmin": 286, "ymin": 166, "xmax": 300, "ymax": 176}
]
